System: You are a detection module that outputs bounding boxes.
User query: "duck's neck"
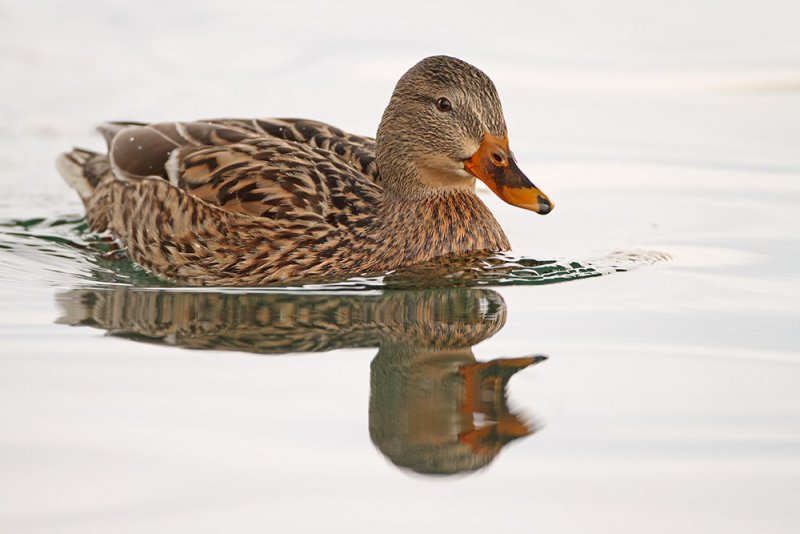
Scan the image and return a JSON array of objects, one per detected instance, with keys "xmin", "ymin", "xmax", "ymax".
[
  {"xmin": 371, "ymin": 187, "xmax": 511, "ymax": 267},
  {"xmin": 373, "ymin": 133, "xmax": 510, "ymax": 265}
]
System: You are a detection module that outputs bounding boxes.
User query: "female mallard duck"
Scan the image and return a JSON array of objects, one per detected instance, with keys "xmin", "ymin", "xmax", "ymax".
[{"xmin": 57, "ymin": 55, "xmax": 553, "ymax": 285}]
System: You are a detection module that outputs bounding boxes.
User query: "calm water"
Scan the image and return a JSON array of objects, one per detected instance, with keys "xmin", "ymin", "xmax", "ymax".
[{"xmin": 1, "ymin": 1, "xmax": 799, "ymax": 533}]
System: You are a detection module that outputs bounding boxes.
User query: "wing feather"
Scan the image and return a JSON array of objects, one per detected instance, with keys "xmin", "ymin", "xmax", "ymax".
[{"xmin": 100, "ymin": 117, "xmax": 383, "ymax": 222}]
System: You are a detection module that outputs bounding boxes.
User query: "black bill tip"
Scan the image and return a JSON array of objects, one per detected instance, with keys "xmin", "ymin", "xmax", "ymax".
[{"xmin": 537, "ymin": 195, "xmax": 553, "ymax": 215}]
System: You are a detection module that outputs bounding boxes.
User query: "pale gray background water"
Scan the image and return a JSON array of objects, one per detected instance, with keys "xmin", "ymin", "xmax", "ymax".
[{"xmin": 1, "ymin": 1, "xmax": 799, "ymax": 532}]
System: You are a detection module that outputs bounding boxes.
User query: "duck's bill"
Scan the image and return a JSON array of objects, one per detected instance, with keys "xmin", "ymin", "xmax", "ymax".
[{"xmin": 464, "ymin": 133, "xmax": 554, "ymax": 214}]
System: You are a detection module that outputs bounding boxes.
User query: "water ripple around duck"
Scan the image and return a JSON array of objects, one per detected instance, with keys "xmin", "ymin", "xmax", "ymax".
[{"xmin": 0, "ymin": 216, "xmax": 669, "ymax": 291}]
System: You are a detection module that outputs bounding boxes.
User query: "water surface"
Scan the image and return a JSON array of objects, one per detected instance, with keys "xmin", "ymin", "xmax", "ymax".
[{"xmin": 1, "ymin": 1, "xmax": 799, "ymax": 533}]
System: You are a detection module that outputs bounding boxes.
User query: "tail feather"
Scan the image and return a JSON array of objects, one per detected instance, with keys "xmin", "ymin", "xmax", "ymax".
[
  {"xmin": 97, "ymin": 121, "xmax": 147, "ymax": 148},
  {"xmin": 56, "ymin": 148, "xmax": 112, "ymax": 203}
]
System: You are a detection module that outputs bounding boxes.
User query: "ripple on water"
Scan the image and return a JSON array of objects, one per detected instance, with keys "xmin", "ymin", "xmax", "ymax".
[{"xmin": 0, "ymin": 216, "xmax": 669, "ymax": 290}]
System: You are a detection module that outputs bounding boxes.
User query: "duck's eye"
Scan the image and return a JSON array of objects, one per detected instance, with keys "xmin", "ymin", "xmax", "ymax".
[{"xmin": 435, "ymin": 97, "xmax": 452, "ymax": 112}]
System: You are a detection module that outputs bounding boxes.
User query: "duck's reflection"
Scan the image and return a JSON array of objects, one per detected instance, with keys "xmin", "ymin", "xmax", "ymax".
[{"xmin": 57, "ymin": 287, "xmax": 546, "ymax": 475}]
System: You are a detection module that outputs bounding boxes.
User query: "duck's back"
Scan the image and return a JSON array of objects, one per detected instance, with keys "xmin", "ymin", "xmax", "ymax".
[
  {"xmin": 103, "ymin": 118, "xmax": 383, "ymax": 218},
  {"xmin": 57, "ymin": 118, "xmax": 389, "ymax": 284}
]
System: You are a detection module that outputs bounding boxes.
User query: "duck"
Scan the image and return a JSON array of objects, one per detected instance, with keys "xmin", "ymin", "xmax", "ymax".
[{"xmin": 56, "ymin": 55, "xmax": 553, "ymax": 285}]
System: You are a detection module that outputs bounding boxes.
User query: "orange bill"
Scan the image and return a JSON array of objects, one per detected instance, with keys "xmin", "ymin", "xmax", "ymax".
[{"xmin": 464, "ymin": 131, "xmax": 553, "ymax": 214}]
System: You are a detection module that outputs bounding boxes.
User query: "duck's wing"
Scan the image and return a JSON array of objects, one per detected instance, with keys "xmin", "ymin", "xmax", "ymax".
[
  {"xmin": 206, "ymin": 118, "xmax": 380, "ymax": 183},
  {"xmin": 104, "ymin": 117, "xmax": 379, "ymax": 181},
  {"xmin": 105, "ymin": 120, "xmax": 382, "ymax": 220},
  {"xmin": 104, "ymin": 121, "xmax": 253, "ymax": 181},
  {"xmin": 174, "ymin": 137, "xmax": 380, "ymax": 222}
]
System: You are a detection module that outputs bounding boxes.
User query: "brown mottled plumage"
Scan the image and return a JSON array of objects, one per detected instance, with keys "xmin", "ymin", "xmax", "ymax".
[{"xmin": 57, "ymin": 56, "xmax": 553, "ymax": 285}]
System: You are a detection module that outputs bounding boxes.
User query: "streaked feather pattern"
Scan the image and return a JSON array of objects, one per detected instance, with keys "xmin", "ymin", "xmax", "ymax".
[{"xmin": 57, "ymin": 57, "xmax": 525, "ymax": 285}]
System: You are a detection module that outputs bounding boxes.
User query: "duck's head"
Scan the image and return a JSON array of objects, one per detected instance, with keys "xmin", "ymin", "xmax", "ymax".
[{"xmin": 376, "ymin": 55, "xmax": 553, "ymax": 214}]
